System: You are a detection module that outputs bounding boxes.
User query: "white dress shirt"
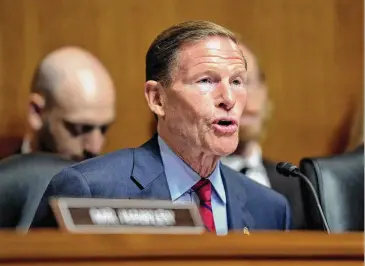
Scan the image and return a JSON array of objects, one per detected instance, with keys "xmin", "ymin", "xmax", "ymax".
[{"xmin": 20, "ymin": 139, "xmax": 31, "ymax": 154}]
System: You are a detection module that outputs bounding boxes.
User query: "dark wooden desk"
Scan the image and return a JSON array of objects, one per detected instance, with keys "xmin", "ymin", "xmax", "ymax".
[{"xmin": 0, "ymin": 230, "xmax": 363, "ymax": 265}]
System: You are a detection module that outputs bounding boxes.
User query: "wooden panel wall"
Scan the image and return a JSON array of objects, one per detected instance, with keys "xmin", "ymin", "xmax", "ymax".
[{"xmin": 0, "ymin": 0, "xmax": 363, "ymax": 163}]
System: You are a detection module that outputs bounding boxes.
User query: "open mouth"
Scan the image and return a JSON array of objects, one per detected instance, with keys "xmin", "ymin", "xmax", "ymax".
[
  {"xmin": 212, "ymin": 118, "xmax": 238, "ymax": 134},
  {"xmin": 217, "ymin": 119, "xmax": 235, "ymax": 126}
]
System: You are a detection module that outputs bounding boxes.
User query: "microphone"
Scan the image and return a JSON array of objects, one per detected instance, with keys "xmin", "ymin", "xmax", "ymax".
[{"xmin": 276, "ymin": 162, "xmax": 331, "ymax": 233}]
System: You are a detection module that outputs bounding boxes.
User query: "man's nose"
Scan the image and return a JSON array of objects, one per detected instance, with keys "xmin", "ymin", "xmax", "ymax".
[
  {"xmin": 215, "ymin": 82, "xmax": 236, "ymax": 111},
  {"xmin": 83, "ymin": 129, "xmax": 105, "ymax": 155}
]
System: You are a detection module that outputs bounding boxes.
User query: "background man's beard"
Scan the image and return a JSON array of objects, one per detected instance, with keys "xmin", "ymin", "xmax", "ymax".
[
  {"xmin": 38, "ymin": 122, "xmax": 99, "ymax": 161},
  {"xmin": 37, "ymin": 121, "xmax": 58, "ymax": 154},
  {"xmin": 83, "ymin": 150, "xmax": 98, "ymax": 160}
]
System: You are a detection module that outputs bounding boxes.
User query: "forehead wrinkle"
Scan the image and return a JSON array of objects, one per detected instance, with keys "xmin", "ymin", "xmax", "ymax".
[
  {"xmin": 192, "ymin": 58, "xmax": 245, "ymax": 65},
  {"xmin": 187, "ymin": 60, "xmax": 246, "ymax": 73},
  {"xmin": 193, "ymin": 55, "xmax": 245, "ymax": 64},
  {"xmin": 175, "ymin": 37, "xmax": 246, "ymax": 80},
  {"xmin": 185, "ymin": 49, "xmax": 244, "ymax": 60},
  {"xmin": 182, "ymin": 50, "xmax": 245, "ymax": 69}
]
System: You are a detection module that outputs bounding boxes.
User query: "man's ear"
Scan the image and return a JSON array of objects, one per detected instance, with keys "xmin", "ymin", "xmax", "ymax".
[
  {"xmin": 144, "ymin": 80, "xmax": 166, "ymax": 118},
  {"xmin": 28, "ymin": 93, "xmax": 46, "ymax": 131}
]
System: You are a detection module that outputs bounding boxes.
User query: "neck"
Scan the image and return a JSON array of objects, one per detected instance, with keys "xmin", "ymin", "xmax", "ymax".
[
  {"xmin": 22, "ymin": 133, "xmax": 35, "ymax": 153},
  {"xmin": 158, "ymin": 133, "xmax": 219, "ymax": 178},
  {"xmin": 178, "ymin": 148, "xmax": 219, "ymax": 178},
  {"xmin": 234, "ymin": 140, "xmax": 258, "ymax": 158}
]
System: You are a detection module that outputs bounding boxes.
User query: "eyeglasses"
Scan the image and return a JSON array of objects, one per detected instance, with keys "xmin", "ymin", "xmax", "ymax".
[{"xmin": 63, "ymin": 120, "xmax": 111, "ymax": 137}]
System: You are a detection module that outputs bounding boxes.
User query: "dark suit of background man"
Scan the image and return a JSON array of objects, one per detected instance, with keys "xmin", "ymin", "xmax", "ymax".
[
  {"xmin": 221, "ymin": 43, "xmax": 305, "ymax": 229},
  {"xmin": 17, "ymin": 47, "xmax": 116, "ymax": 161},
  {"xmin": 32, "ymin": 20, "xmax": 292, "ymax": 233}
]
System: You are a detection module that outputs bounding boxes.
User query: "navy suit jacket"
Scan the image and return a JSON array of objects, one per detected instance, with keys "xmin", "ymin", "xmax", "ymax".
[{"xmin": 31, "ymin": 136, "xmax": 292, "ymax": 230}]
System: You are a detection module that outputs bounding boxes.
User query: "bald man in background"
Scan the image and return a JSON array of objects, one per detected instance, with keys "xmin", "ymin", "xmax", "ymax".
[
  {"xmin": 0, "ymin": 47, "xmax": 116, "ymax": 228},
  {"xmin": 22, "ymin": 46, "xmax": 116, "ymax": 161}
]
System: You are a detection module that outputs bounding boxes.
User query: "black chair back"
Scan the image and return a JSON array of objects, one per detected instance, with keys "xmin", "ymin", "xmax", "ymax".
[
  {"xmin": 300, "ymin": 145, "xmax": 364, "ymax": 232},
  {"xmin": 0, "ymin": 153, "xmax": 74, "ymax": 230}
]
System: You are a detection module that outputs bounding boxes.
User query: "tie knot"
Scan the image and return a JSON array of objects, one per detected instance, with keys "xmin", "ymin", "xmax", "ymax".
[{"xmin": 192, "ymin": 178, "xmax": 212, "ymax": 202}]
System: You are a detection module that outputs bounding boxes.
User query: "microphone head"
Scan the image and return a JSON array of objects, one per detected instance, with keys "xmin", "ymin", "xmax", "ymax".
[{"xmin": 276, "ymin": 162, "xmax": 299, "ymax": 177}]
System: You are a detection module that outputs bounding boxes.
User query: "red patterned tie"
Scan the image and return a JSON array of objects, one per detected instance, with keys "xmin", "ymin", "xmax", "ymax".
[{"xmin": 193, "ymin": 178, "xmax": 216, "ymax": 232}]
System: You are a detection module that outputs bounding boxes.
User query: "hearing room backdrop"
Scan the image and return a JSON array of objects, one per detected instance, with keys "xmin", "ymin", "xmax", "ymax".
[{"xmin": 0, "ymin": 0, "xmax": 362, "ymax": 163}]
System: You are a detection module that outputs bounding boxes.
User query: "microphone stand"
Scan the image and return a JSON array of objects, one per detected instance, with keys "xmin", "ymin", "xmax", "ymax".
[{"xmin": 294, "ymin": 169, "xmax": 331, "ymax": 233}]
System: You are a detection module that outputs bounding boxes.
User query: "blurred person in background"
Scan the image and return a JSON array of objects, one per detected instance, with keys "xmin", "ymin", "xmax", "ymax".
[
  {"xmin": 0, "ymin": 47, "xmax": 116, "ymax": 228},
  {"xmin": 21, "ymin": 46, "xmax": 116, "ymax": 161},
  {"xmin": 221, "ymin": 43, "xmax": 305, "ymax": 229}
]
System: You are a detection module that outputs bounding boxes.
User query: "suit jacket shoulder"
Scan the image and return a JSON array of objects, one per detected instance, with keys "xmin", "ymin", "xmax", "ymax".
[
  {"xmin": 31, "ymin": 148, "xmax": 134, "ymax": 227},
  {"xmin": 51, "ymin": 148, "xmax": 136, "ymax": 198},
  {"xmin": 31, "ymin": 137, "xmax": 167, "ymax": 227}
]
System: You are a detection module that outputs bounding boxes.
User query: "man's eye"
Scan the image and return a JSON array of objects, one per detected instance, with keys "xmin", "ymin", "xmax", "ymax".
[
  {"xmin": 198, "ymin": 78, "xmax": 212, "ymax": 84},
  {"xmin": 64, "ymin": 121, "xmax": 83, "ymax": 136},
  {"xmin": 100, "ymin": 125, "xmax": 109, "ymax": 135},
  {"xmin": 63, "ymin": 120, "xmax": 111, "ymax": 136},
  {"xmin": 232, "ymin": 79, "xmax": 241, "ymax": 85}
]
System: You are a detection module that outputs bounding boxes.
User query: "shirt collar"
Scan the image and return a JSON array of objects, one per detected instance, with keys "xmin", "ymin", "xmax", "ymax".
[
  {"xmin": 21, "ymin": 139, "xmax": 31, "ymax": 154},
  {"xmin": 157, "ymin": 135, "xmax": 226, "ymax": 204},
  {"xmin": 244, "ymin": 143, "xmax": 263, "ymax": 168}
]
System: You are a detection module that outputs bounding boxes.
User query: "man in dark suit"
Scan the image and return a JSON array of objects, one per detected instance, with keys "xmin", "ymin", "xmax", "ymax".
[
  {"xmin": 31, "ymin": 20, "xmax": 292, "ymax": 233},
  {"xmin": 221, "ymin": 43, "xmax": 305, "ymax": 229}
]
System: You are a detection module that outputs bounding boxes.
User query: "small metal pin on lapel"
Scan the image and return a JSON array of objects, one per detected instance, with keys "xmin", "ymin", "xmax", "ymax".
[{"xmin": 243, "ymin": 227, "xmax": 250, "ymax": 235}]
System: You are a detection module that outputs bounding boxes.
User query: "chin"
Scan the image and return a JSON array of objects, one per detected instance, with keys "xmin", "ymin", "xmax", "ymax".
[{"xmin": 209, "ymin": 135, "xmax": 239, "ymax": 156}]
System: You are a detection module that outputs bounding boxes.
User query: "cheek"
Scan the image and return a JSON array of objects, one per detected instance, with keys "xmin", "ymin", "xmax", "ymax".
[
  {"xmin": 47, "ymin": 119, "xmax": 61, "ymax": 138},
  {"xmin": 54, "ymin": 122, "xmax": 69, "ymax": 139},
  {"xmin": 168, "ymin": 92, "xmax": 207, "ymax": 121},
  {"xmin": 196, "ymin": 83, "xmax": 216, "ymax": 93},
  {"xmin": 52, "ymin": 122, "xmax": 80, "ymax": 147},
  {"xmin": 47, "ymin": 114, "xmax": 66, "ymax": 137},
  {"xmin": 187, "ymin": 96, "xmax": 215, "ymax": 128}
]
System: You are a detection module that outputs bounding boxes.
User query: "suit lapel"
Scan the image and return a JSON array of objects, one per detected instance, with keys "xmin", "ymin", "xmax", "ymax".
[
  {"xmin": 126, "ymin": 136, "xmax": 255, "ymax": 231},
  {"xmin": 127, "ymin": 135, "xmax": 171, "ymax": 201},
  {"xmin": 221, "ymin": 164, "xmax": 255, "ymax": 230}
]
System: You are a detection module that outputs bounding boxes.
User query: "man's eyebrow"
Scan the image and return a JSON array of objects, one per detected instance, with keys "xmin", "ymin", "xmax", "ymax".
[
  {"xmin": 231, "ymin": 66, "xmax": 247, "ymax": 75},
  {"xmin": 184, "ymin": 69, "xmax": 219, "ymax": 81}
]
